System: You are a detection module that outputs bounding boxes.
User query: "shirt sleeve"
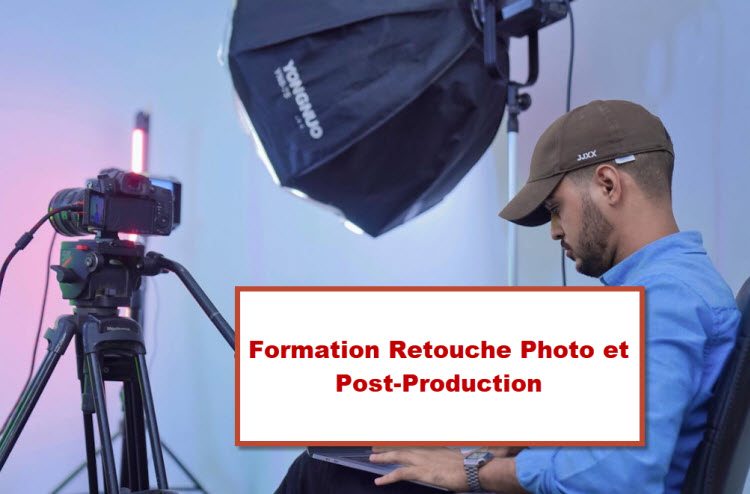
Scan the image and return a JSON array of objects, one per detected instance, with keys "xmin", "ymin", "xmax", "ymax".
[{"xmin": 514, "ymin": 276, "xmax": 708, "ymax": 494}]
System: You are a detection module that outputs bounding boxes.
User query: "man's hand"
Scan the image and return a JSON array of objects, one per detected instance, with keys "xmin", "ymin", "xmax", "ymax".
[
  {"xmin": 369, "ymin": 447, "xmax": 469, "ymax": 491},
  {"xmin": 369, "ymin": 446, "xmax": 529, "ymax": 493}
]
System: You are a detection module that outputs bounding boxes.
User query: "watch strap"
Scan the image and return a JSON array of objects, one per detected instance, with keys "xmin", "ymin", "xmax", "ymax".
[
  {"xmin": 465, "ymin": 462, "xmax": 482, "ymax": 492},
  {"xmin": 464, "ymin": 451, "xmax": 493, "ymax": 492}
]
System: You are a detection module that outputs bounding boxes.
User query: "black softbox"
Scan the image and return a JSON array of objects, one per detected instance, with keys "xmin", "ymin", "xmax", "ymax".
[{"xmin": 229, "ymin": 0, "xmax": 508, "ymax": 237}]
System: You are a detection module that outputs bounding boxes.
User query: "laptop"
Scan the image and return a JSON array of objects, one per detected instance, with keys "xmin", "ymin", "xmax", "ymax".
[{"xmin": 307, "ymin": 446, "xmax": 450, "ymax": 491}]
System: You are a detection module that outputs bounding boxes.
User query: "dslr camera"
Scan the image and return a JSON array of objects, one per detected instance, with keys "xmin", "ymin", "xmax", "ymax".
[{"xmin": 49, "ymin": 168, "xmax": 181, "ymax": 237}]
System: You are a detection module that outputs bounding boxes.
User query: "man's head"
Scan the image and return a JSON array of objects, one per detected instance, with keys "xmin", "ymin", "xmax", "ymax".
[{"xmin": 499, "ymin": 100, "xmax": 676, "ymax": 277}]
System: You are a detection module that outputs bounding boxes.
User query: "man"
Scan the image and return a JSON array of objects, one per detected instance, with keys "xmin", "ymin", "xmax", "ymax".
[{"xmin": 275, "ymin": 100, "xmax": 740, "ymax": 493}]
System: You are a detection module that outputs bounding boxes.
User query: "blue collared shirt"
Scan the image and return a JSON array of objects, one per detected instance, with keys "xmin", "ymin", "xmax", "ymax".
[{"xmin": 515, "ymin": 231, "xmax": 741, "ymax": 494}]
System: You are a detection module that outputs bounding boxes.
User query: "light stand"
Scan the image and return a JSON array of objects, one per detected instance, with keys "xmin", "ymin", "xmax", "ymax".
[
  {"xmin": 504, "ymin": 33, "xmax": 538, "ymax": 286},
  {"xmin": 473, "ymin": 0, "xmax": 567, "ymax": 285},
  {"xmin": 122, "ymin": 110, "xmax": 153, "ymax": 492}
]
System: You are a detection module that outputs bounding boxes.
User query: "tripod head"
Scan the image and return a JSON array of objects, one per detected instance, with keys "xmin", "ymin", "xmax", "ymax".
[
  {"xmin": 47, "ymin": 234, "xmax": 235, "ymax": 349},
  {"xmin": 50, "ymin": 235, "xmax": 163, "ymax": 310}
]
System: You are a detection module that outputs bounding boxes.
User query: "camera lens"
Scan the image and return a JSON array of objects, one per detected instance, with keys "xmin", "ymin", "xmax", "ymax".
[{"xmin": 48, "ymin": 188, "xmax": 87, "ymax": 236}]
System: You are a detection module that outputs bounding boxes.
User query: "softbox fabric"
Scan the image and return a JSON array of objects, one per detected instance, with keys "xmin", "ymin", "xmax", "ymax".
[{"xmin": 229, "ymin": 0, "xmax": 508, "ymax": 236}]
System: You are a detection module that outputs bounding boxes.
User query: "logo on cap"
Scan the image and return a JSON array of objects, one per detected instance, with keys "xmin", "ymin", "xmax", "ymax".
[{"xmin": 577, "ymin": 150, "xmax": 597, "ymax": 162}]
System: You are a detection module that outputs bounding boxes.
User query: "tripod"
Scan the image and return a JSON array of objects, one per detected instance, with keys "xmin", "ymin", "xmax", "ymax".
[{"xmin": 0, "ymin": 236, "xmax": 234, "ymax": 493}]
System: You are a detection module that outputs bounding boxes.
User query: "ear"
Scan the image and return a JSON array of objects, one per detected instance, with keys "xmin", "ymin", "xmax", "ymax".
[{"xmin": 592, "ymin": 164, "xmax": 622, "ymax": 205}]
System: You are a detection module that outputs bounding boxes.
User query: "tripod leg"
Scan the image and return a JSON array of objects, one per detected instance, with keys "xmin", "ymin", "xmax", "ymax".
[
  {"xmin": 82, "ymin": 413, "xmax": 99, "ymax": 493},
  {"xmin": 135, "ymin": 354, "xmax": 168, "ymax": 488},
  {"xmin": 121, "ymin": 380, "xmax": 149, "ymax": 490},
  {"xmin": 119, "ymin": 416, "xmax": 129, "ymax": 489},
  {"xmin": 77, "ymin": 332, "xmax": 99, "ymax": 494},
  {"xmin": 0, "ymin": 317, "xmax": 75, "ymax": 471},
  {"xmin": 87, "ymin": 352, "xmax": 119, "ymax": 493}
]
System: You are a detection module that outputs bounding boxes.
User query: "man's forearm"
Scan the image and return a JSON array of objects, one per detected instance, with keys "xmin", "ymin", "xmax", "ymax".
[{"xmin": 478, "ymin": 458, "xmax": 530, "ymax": 494}]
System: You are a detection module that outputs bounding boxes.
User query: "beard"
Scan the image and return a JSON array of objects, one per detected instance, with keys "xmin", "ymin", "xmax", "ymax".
[{"xmin": 574, "ymin": 192, "xmax": 614, "ymax": 277}]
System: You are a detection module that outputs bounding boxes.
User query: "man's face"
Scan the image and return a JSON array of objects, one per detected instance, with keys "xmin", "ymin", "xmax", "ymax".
[{"xmin": 544, "ymin": 176, "xmax": 614, "ymax": 278}]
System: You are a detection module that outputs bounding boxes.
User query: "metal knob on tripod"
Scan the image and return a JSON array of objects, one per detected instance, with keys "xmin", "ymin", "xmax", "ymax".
[{"xmin": 0, "ymin": 170, "xmax": 235, "ymax": 493}]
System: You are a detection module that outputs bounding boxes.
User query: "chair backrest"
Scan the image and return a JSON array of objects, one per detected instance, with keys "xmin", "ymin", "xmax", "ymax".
[{"xmin": 682, "ymin": 277, "xmax": 750, "ymax": 493}]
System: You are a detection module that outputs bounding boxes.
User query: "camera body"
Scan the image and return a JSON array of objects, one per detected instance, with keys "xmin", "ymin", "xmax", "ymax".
[
  {"xmin": 85, "ymin": 169, "xmax": 174, "ymax": 236},
  {"xmin": 50, "ymin": 168, "xmax": 181, "ymax": 237}
]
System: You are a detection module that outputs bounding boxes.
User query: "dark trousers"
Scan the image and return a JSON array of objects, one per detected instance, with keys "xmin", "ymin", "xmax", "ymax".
[{"xmin": 275, "ymin": 452, "xmax": 449, "ymax": 494}]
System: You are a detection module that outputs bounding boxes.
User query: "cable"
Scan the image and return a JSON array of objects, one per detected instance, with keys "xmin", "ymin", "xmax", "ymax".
[
  {"xmin": 5, "ymin": 231, "xmax": 61, "ymax": 438},
  {"xmin": 1, "ymin": 207, "xmax": 207, "ymax": 492},
  {"xmin": 0, "ymin": 204, "xmax": 82, "ymax": 298},
  {"xmin": 0, "ymin": 206, "xmax": 80, "ymax": 437},
  {"xmin": 28, "ymin": 232, "xmax": 57, "ymax": 397},
  {"xmin": 0, "ymin": 232, "xmax": 57, "ymax": 433},
  {"xmin": 564, "ymin": 0, "xmax": 574, "ymax": 114},
  {"xmin": 561, "ymin": 0, "xmax": 574, "ymax": 287}
]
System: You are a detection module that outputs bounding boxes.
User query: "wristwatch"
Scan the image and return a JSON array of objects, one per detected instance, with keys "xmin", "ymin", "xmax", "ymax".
[{"xmin": 464, "ymin": 451, "xmax": 494, "ymax": 492}]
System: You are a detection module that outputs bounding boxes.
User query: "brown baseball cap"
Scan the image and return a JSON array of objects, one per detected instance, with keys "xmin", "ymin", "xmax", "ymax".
[{"xmin": 499, "ymin": 100, "xmax": 674, "ymax": 226}]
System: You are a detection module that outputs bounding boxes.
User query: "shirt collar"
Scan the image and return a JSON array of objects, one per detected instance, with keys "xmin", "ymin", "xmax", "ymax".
[{"xmin": 599, "ymin": 231, "xmax": 705, "ymax": 286}]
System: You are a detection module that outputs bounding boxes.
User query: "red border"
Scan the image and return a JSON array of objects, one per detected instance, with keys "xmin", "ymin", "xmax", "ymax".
[{"xmin": 235, "ymin": 286, "xmax": 645, "ymax": 447}]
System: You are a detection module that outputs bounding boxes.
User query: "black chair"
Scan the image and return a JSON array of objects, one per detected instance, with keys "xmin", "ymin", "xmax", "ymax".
[{"xmin": 683, "ymin": 277, "xmax": 750, "ymax": 493}]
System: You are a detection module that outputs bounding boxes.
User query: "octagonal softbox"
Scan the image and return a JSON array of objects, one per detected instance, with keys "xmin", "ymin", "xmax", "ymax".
[{"xmin": 229, "ymin": 0, "xmax": 508, "ymax": 236}]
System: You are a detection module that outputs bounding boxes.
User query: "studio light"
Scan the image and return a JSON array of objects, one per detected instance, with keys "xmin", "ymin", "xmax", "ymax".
[{"xmin": 228, "ymin": 0, "xmax": 570, "ymax": 237}]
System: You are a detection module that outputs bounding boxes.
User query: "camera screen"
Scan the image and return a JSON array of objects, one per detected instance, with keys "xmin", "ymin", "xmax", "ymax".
[
  {"xmin": 108, "ymin": 196, "xmax": 154, "ymax": 233},
  {"xmin": 89, "ymin": 194, "xmax": 105, "ymax": 227}
]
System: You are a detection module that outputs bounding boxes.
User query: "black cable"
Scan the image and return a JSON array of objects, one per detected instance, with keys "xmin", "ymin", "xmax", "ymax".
[
  {"xmin": 0, "ymin": 204, "xmax": 82, "ymax": 297},
  {"xmin": 564, "ymin": 0, "xmax": 574, "ymax": 114},
  {"xmin": 2, "ymin": 232, "xmax": 58, "ymax": 438},
  {"xmin": 9, "ymin": 232, "xmax": 57, "ymax": 429},
  {"xmin": 0, "ymin": 206, "xmax": 81, "ymax": 437},
  {"xmin": 561, "ymin": 0, "xmax": 574, "ymax": 287},
  {"xmin": 24, "ymin": 232, "xmax": 57, "ymax": 412},
  {"xmin": 1, "ymin": 206, "xmax": 208, "ymax": 491}
]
